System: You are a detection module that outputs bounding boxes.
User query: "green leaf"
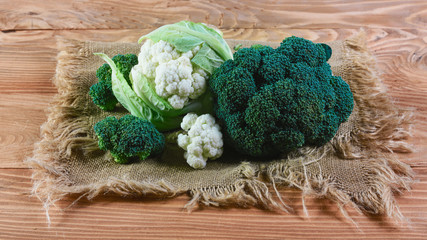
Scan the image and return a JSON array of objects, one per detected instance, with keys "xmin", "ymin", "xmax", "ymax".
[
  {"xmin": 94, "ymin": 53, "xmax": 145, "ymax": 117},
  {"xmin": 131, "ymin": 68, "xmax": 173, "ymax": 112},
  {"xmin": 234, "ymin": 44, "xmax": 243, "ymax": 51},
  {"xmin": 321, "ymin": 43, "xmax": 332, "ymax": 61},
  {"xmin": 138, "ymin": 21, "xmax": 233, "ymax": 61},
  {"xmin": 191, "ymin": 43, "xmax": 224, "ymax": 75},
  {"xmin": 95, "ymin": 53, "xmax": 180, "ymax": 131}
]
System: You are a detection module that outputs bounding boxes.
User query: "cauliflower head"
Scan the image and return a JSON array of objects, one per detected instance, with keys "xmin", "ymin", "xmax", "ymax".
[
  {"xmin": 95, "ymin": 21, "xmax": 232, "ymax": 132},
  {"xmin": 134, "ymin": 39, "xmax": 208, "ymax": 109},
  {"xmin": 177, "ymin": 113, "xmax": 223, "ymax": 169}
]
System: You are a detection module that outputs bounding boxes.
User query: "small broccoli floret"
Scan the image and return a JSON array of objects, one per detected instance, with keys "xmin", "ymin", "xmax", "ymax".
[
  {"xmin": 277, "ymin": 36, "xmax": 330, "ymax": 67},
  {"xmin": 90, "ymin": 54, "xmax": 138, "ymax": 111},
  {"xmin": 233, "ymin": 47, "xmax": 262, "ymax": 72},
  {"xmin": 209, "ymin": 36, "xmax": 354, "ymax": 158},
  {"xmin": 112, "ymin": 54, "xmax": 138, "ymax": 84},
  {"xmin": 96, "ymin": 63, "xmax": 112, "ymax": 83},
  {"xmin": 94, "ymin": 115, "xmax": 165, "ymax": 164},
  {"xmin": 89, "ymin": 82, "xmax": 117, "ymax": 111}
]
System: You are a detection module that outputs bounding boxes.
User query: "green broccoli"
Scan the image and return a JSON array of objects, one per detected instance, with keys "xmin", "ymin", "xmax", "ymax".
[
  {"xmin": 209, "ymin": 36, "xmax": 354, "ymax": 157},
  {"xmin": 89, "ymin": 54, "xmax": 138, "ymax": 111},
  {"xmin": 94, "ymin": 115, "xmax": 165, "ymax": 164}
]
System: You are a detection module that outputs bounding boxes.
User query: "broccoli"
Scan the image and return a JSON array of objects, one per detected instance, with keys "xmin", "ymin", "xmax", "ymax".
[
  {"xmin": 209, "ymin": 36, "xmax": 354, "ymax": 158},
  {"xmin": 94, "ymin": 115, "xmax": 165, "ymax": 164},
  {"xmin": 89, "ymin": 54, "xmax": 138, "ymax": 111}
]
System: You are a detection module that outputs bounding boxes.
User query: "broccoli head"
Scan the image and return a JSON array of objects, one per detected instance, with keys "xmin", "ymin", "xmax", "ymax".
[
  {"xmin": 94, "ymin": 115, "xmax": 165, "ymax": 164},
  {"xmin": 209, "ymin": 36, "xmax": 354, "ymax": 157},
  {"xmin": 89, "ymin": 54, "xmax": 138, "ymax": 111}
]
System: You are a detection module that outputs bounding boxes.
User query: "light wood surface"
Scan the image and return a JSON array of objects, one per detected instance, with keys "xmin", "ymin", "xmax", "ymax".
[{"xmin": 1, "ymin": 1, "xmax": 426, "ymax": 239}]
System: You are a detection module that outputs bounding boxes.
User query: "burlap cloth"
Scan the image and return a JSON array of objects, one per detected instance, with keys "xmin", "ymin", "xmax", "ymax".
[{"xmin": 28, "ymin": 32, "xmax": 414, "ymax": 223}]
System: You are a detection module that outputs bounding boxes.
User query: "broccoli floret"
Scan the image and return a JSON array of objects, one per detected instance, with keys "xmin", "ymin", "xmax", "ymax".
[
  {"xmin": 94, "ymin": 115, "xmax": 165, "ymax": 164},
  {"xmin": 89, "ymin": 82, "xmax": 117, "ymax": 111},
  {"xmin": 111, "ymin": 54, "xmax": 138, "ymax": 84},
  {"xmin": 233, "ymin": 47, "xmax": 262, "ymax": 72},
  {"xmin": 96, "ymin": 63, "xmax": 113, "ymax": 83},
  {"xmin": 209, "ymin": 36, "xmax": 354, "ymax": 158},
  {"xmin": 89, "ymin": 54, "xmax": 138, "ymax": 111}
]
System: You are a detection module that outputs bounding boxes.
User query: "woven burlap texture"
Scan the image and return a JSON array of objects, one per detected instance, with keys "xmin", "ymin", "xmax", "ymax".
[{"xmin": 28, "ymin": 32, "xmax": 413, "ymax": 224}]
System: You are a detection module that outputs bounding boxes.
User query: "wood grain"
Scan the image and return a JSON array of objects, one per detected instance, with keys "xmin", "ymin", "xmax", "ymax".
[
  {"xmin": 0, "ymin": 0, "xmax": 426, "ymax": 239},
  {"xmin": 0, "ymin": 0, "xmax": 426, "ymax": 30},
  {"xmin": 1, "ymin": 169, "xmax": 426, "ymax": 239}
]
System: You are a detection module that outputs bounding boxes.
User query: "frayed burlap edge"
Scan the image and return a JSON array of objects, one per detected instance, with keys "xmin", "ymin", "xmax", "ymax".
[
  {"xmin": 27, "ymin": 32, "xmax": 413, "ymax": 226},
  {"xmin": 26, "ymin": 38, "xmax": 187, "ymax": 225},
  {"xmin": 181, "ymin": 31, "xmax": 414, "ymax": 224}
]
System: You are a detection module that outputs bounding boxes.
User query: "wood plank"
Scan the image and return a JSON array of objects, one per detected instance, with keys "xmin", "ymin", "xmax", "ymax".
[
  {"xmin": 0, "ymin": 0, "xmax": 426, "ymax": 239},
  {"xmin": 1, "ymin": 28, "xmax": 426, "ymax": 93},
  {"xmin": 0, "ymin": 94, "xmax": 52, "ymax": 167},
  {"xmin": 0, "ymin": 28, "xmax": 425, "ymax": 238},
  {"xmin": 0, "ymin": 168, "xmax": 426, "ymax": 239},
  {"xmin": 1, "ymin": 0, "xmax": 426, "ymax": 31},
  {"xmin": 1, "ymin": 28, "xmax": 426, "ymax": 168}
]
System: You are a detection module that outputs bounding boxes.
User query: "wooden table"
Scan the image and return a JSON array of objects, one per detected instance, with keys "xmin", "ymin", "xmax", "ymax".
[{"xmin": 1, "ymin": 1, "xmax": 426, "ymax": 239}]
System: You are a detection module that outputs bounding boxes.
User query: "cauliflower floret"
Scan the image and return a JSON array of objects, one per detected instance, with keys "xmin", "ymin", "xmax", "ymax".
[
  {"xmin": 136, "ymin": 39, "xmax": 208, "ymax": 109},
  {"xmin": 138, "ymin": 39, "xmax": 180, "ymax": 78},
  {"xmin": 177, "ymin": 113, "xmax": 223, "ymax": 169},
  {"xmin": 190, "ymin": 68, "xmax": 207, "ymax": 99}
]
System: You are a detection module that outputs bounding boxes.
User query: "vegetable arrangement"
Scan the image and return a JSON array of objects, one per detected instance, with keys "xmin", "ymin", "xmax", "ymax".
[
  {"xmin": 95, "ymin": 21, "xmax": 232, "ymax": 131},
  {"xmin": 90, "ymin": 21, "xmax": 353, "ymax": 169}
]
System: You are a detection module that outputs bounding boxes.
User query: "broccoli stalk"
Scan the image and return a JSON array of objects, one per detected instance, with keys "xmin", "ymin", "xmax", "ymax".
[
  {"xmin": 89, "ymin": 54, "xmax": 138, "ymax": 111},
  {"xmin": 209, "ymin": 36, "xmax": 354, "ymax": 157},
  {"xmin": 94, "ymin": 115, "xmax": 165, "ymax": 164}
]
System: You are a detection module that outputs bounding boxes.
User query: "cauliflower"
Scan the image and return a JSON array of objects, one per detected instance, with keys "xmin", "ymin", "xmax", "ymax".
[
  {"xmin": 96, "ymin": 21, "xmax": 233, "ymax": 132},
  {"xmin": 134, "ymin": 39, "xmax": 208, "ymax": 109},
  {"xmin": 177, "ymin": 113, "xmax": 223, "ymax": 169}
]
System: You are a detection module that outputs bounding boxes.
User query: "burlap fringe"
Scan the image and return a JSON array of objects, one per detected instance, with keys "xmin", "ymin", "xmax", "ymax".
[
  {"xmin": 26, "ymin": 38, "xmax": 185, "ymax": 226},
  {"xmin": 185, "ymin": 162, "xmax": 291, "ymax": 213},
  {"xmin": 27, "ymin": 32, "xmax": 413, "ymax": 226},
  {"xmin": 344, "ymin": 32, "xmax": 414, "ymax": 155},
  {"xmin": 183, "ymin": 31, "xmax": 414, "ymax": 224},
  {"xmin": 265, "ymin": 153, "xmax": 413, "ymax": 226}
]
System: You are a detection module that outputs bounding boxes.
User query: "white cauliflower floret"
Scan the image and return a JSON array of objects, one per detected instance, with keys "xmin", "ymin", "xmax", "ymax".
[
  {"xmin": 177, "ymin": 113, "xmax": 223, "ymax": 169},
  {"xmin": 135, "ymin": 39, "xmax": 208, "ymax": 109},
  {"xmin": 190, "ymin": 68, "xmax": 207, "ymax": 99}
]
